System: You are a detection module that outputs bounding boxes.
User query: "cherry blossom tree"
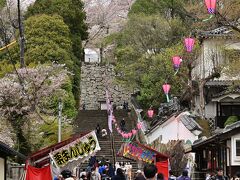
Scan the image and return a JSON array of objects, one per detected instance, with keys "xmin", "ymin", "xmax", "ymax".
[
  {"xmin": 83, "ymin": 0, "xmax": 135, "ymax": 45},
  {"xmin": 0, "ymin": 64, "xmax": 70, "ymax": 156}
]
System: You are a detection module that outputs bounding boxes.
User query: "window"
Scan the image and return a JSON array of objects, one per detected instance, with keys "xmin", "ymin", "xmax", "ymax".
[{"xmin": 236, "ymin": 140, "xmax": 240, "ymax": 156}]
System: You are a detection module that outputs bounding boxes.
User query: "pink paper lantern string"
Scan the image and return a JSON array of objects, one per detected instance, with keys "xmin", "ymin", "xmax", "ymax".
[
  {"xmin": 132, "ymin": 129, "xmax": 137, "ymax": 135},
  {"xmin": 147, "ymin": 109, "xmax": 154, "ymax": 118},
  {"xmin": 172, "ymin": 56, "xmax": 182, "ymax": 75},
  {"xmin": 112, "ymin": 116, "xmax": 140, "ymax": 141},
  {"xmin": 184, "ymin": 38, "xmax": 195, "ymax": 53},
  {"xmin": 128, "ymin": 133, "xmax": 132, "ymax": 138},
  {"xmin": 163, "ymin": 84, "xmax": 171, "ymax": 103},
  {"xmin": 137, "ymin": 122, "xmax": 142, "ymax": 130}
]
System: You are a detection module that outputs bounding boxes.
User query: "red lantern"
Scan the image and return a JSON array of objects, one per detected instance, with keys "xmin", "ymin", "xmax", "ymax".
[
  {"xmin": 163, "ymin": 84, "xmax": 171, "ymax": 102},
  {"xmin": 184, "ymin": 38, "xmax": 195, "ymax": 53},
  {"xmin": 147, "ymin": 109, "xmax": 154, "ymax": 118},
  {"xmin": 172, "ymin": 56, "xmax": 181, "ymax": 71},
  {"xmin": 205, "ymin": 0, "xmax": 217, "ymax": 14}
]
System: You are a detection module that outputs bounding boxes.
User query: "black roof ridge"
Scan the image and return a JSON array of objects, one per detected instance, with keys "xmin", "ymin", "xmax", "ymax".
[{"xmin": 0, "ymin": 141, "xmax": 26, "ymax": 160}]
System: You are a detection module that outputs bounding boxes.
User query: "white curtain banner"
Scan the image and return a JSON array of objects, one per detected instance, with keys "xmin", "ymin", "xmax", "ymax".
[{"xmin": 49, "ymin": 131, "xmax": 101, "ymax": 168}]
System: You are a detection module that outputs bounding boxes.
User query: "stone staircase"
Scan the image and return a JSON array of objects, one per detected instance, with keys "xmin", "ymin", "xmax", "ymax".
[{"xmin": 74, "ymin": 110, "xmax": 138, "ymax": 172}]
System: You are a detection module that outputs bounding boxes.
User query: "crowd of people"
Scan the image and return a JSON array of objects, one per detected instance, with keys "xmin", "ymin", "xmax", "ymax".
[
  {"xmin": 78, "ymin": 157, "xmax": 133, "ymax": 180},
  {"xmin": 205, "ymin": 167, "xmax": 240, "ymax": 180},
  {"xmin": 54, "ymin": 155, "xmax": 240, "ymax": 180}
]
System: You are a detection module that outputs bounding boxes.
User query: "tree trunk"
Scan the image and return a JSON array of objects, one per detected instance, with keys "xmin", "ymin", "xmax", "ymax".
[
  {"xmin": 9, "ymin": 116, "xmax": 30, "ymax": 163},
  {"xmin": 199, "ymin": 80, "xmax": 206, "ymax": 119},
  {"xmin": 188, "ymin": 61, "xmax": 195, "ymax": 111}
]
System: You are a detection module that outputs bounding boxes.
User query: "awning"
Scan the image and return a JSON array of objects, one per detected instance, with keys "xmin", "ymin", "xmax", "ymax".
[
  {"xmin": 186, "ymin": 121, "xmax": 240, "ymax": 153},
  {"xmin": 117, "ymin": 141, "xmax": 168, "ymax": 163}
]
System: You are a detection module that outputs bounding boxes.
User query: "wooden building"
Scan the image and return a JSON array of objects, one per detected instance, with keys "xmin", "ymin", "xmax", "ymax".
[
  {"xmin": 187, "ymin": 121, "xmax": 240, "ymax": 179},
  {"xmin": 0, "ymin": 141, "xmax": 26, "ymax": 180}
]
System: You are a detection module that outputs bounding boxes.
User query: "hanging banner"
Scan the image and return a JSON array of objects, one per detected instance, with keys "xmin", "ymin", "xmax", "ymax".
[
  {"xmin": 106, "ymin": 90, "xmax": 113, "ymax": 133},
  {"xmin": 26, "ymin": 165, "xmax": 52, "ymax": 180},
  {"xmin": 49, "ymin": 131, "xmax": 101, "ymax": 168},
  {"xmin": 118, "ymin": 143, "xmax": 156, "ymax": 164}
]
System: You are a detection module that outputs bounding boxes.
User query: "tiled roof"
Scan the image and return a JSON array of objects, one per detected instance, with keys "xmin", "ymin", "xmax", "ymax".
[
  {"xmin": 197, "ymin": 22, "xmax": 240, "ymax": 38},
  {"xmin": 205, "ymin": 80, "xmax": 234, "ymax": 87},
  {"xmin": 180, "ymin": 114, "xmax": 203, "ymax": 132},
  {"xmin": 146, "ymin": 111, "xmax": 202, "ymax": 135},
  {"xmin": 0, "ymin": 141, "xmax": 26, "ymax": 160},
  {"xmin": 191, "ymin": 121, "xmax": 240, "ymax": 150},
  {"xmin": 213, "ymin": 87, "xmax": 240, "ymax": 98}
]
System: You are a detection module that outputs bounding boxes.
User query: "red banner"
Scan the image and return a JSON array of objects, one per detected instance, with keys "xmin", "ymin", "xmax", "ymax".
[
  {"xmin": 156, "ymin": 160, "xmax": 169, "ymax": 180},
  {"xmin": 26, "ymin": 165, "xmax": 52, "ymax": 180}
]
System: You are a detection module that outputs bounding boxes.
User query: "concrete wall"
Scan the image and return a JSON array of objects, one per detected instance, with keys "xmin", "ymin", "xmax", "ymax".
[
  {"xmin": 80, "ymin": 63, "xmax": 133, "ymax": 110},
  {"xmin": 146, "ymin": 115, "xmax": 198, "ymax": 144},
  {"xmin": 0, "ymin": 157, "xmax": 5, "ymax": 180},
  {"xmin": 204, "ymin": 101, "xmax": 217, "ymax": 119}
]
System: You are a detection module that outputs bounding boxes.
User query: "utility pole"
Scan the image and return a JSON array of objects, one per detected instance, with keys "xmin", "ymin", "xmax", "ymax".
[
  {"xmin": 17, "ymin": 0, "xmax": 25, "ymax": 68},
  {"xmin": 58, "ymin": 99, "xmax": 63, "ymax": 143}
]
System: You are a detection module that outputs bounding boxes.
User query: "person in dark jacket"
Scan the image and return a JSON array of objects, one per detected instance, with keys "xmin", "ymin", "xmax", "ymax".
[
  {"xmin": 215, "ymin": 167, "xmax": 228, "ymax": 180},
  {"xmin": 157, "ymin": 173, "xmax": 164, "ymax": 180},
  {"xmin": 101, "ymin": 169, "xmax": 110, "ymax": 180},
  {"xmin": 96, "ymin": 124, "xmax": 101, "ymax": 137},
  {"xmin": 177, "ymin": 170, "xmax": 191, "ymax": 180},
  {"xmin": 143, "ymin": 164, "xmax": 158, "ymax": 180},
  {"xmin": 112, "ymin": 168, "xmax": 126, "ymax": 180},
  {"xmin": 120, "ymin": 118, "xmax": 126, "ymax": 131},
  {"xmin": 108, "ymin": 163, "xmax": 115, "ymax": 178}
]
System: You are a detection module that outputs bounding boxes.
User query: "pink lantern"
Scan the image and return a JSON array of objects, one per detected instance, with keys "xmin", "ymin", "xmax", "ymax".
[
  {"xmin": 205, "ymin": 0, "xmax": 217, "ymax": 14},
  {"xmin": 163, "ymin": 84, "xmax": 171, "ymax": 94},
  {"xmin": 184, "ymin": 38, "xmax": 195, "ymax": 53},
  {"xmin": 147, "ymin": 109, "xmax": 154, "ymax": 118},
  {"xmin": 172, "ymin": 56, "xmax": 181, "ymax": 70},
  {"xmin": 163, "ymin": 84, "xmax": 171, "ymax": 102},
  {"xmin": 128, "ymin": 133, "xmax": 132, "ymax": 138},
  {"xmin": 132, "ymin": 129, "xmax": 137, "ymax": 135},
  {"xmin": 137, "ymin": 122, "xmax": 142, "ymax": 130}
]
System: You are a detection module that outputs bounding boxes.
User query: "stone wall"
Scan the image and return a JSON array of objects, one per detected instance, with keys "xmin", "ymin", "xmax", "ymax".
[{"xmin": 80, "ymin": 63, "xmax": 133, "ymax": 110}]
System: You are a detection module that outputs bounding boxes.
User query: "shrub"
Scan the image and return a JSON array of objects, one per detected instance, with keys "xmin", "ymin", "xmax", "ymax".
[{"xmin": 224, "ymin": 116, "xmax": 239, "ymax": 127}]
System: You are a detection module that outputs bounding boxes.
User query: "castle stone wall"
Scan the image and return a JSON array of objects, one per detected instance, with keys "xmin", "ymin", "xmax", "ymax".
[{"xmin": 80, "ymin": 63, "xmax": 133, "ymax": 110}]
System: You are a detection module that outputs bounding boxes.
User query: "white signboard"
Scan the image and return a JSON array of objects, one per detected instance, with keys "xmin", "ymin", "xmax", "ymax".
[{"xmin": 49, "ymin": 131, "xmax": 101, "ymax": 168}]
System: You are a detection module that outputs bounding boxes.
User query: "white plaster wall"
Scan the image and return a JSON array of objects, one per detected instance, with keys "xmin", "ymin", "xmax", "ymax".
[
  {"xmin": 146, "ymin": 116, "xmax": 198, "ymax": 144},
  {"xmin": 0, "ymin": 157, "xmax": 5, "ymax": 180},
  {"xmin": 193, "ymin": 39, "xmax": 240, "ymax": 80},
  {"xmin": 193, "ymin": 39, "xmax": 226, "ymax": 80},
  {"xmin": 204, "ymin": 102, "xmax": 217, "ymax": 119},
  {"xmin": 84, "ymin": 48, "xmax": 101, "ymax": 63},
  {"xmin": 231, "ymin": 134, "xmax": 240, "ymax": 166}
]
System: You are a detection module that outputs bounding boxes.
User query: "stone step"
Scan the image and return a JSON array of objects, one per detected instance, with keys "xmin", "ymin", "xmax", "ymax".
[{"xmin": 74, "ymin": 110, "xmax": 138, "ymax": 171}]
